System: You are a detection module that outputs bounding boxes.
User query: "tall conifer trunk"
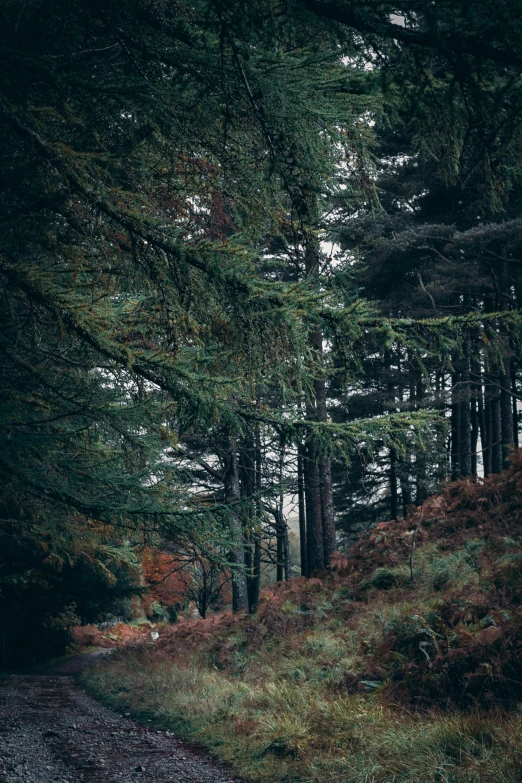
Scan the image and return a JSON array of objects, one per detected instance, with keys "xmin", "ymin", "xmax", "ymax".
[
  {"xmin": 451, "ymin": 355, "xmax": 462, "ymax": 479},
  {"xmin": 460, "ymin": 350, "xmax": 472, "ymax": 477},
  {"xmin": 491, "ymin": 380, "xmax": 503, "ymax": 474},
  {"xmin": 435, "ymin": 372, "xmax": 448, "ymax": 487},
  {"xmin": 397, "ymin": 349, "xmax": 411, "ymax": 515},
  {"xmin": 241, "ymin": 427, "xmax": 261, "ymax": 614},
  {"xmin": 303, "ymin": 241, "xmax": 329, "ymax": 571},
  {"xmin": 471, "ymin": 351, "xmax": 482, "ymax": 477},
  {"xmin": 247, "ymin": 424, "xmax": 262, "ymax": 614},
  {"xmin": 315, "ymin": 374, "xmax": 335, "ymax": 563},
  {"xmin": 304, "ymin": 436, "xmax": 325, "ymax": 572},
  {"xmin": 415, "ymin": 376, "xmax": 428, "ymax": 501},
  {"xmin": 500, "ymin": 362, "xmax": 514, "ymax": 468},
  {"xmin": 297, "ymin": 443, "xmax": 308, "ymax": 576},
  {"xmin": 512, "ymin": 364, "xmax": 519, "ymax": 450},
  {"xmin": 499, "ymin": 262, "xmax": 514, "ymax": 468},
  {"xmin": 478, "ymin": 376, "xmax": 489, "ymax": 477},
  {"xmin": 224, "ymin": 435, "xmax": 248, "ymax": 612},
  {"xmin": 386, "ymin": 351, "xmax": 398, "ymax": 520},
  {"xmin": 390, "ymin": 447, "xmax": 398, "ymax": 520}
]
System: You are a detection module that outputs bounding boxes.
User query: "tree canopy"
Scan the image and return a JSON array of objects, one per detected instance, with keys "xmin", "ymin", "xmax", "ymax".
[{"xmin": 1, "ymin": 0, "xmax": 521, "ymax": 660}]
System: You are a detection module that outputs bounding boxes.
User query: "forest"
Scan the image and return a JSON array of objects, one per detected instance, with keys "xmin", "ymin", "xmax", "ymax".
[{"xmin": 1, "ymin": 1, "xmax": 522, "ymax": 780}]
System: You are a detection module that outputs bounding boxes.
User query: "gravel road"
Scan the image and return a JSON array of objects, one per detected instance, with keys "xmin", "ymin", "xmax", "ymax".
[{"xmin": 0, "ymin": 673, "xmax": 241, "ymax": 783}]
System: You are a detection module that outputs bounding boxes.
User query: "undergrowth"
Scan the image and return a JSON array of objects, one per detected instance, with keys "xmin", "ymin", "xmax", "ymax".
[{"xmin": 83, "ymin": 453, "xmax": 522, "ymax": 783}]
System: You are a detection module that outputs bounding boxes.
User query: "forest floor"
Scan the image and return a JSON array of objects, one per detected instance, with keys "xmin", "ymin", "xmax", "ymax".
[
  {"xmin": 0, "ymin": 664, "xmax": 241, "ymax": 783},
  {"xmin": 82, "ymin": 453, "xmax": 522, "ymax": 783}
]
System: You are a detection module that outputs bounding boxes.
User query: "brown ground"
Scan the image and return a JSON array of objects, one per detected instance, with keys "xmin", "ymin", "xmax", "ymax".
[{"xmin": 0, "ymin": 660, "xmax": 241, "ymax": 783}]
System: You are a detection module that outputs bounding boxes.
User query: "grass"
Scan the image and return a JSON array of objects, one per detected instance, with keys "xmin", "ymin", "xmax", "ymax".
[
  {"xmin": 83, "ymin": 459, "xmax": 522, "ymax": 782},
  {"xmin": 85, "ymin": 650, "xmax": 522, "ymax": 782},
  {"xmin": 83, "ymin": 540, "xmax": 522, "ymax": 783}
]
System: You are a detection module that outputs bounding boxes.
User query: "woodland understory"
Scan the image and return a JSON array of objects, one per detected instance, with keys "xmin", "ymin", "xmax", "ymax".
[
  {"xmin": 85, "ymin": 456, "xmax": 522, "ymax": 783},
  {"xmin": 1, "ymin": 1, "xmax": 522, "ymax": 780}
]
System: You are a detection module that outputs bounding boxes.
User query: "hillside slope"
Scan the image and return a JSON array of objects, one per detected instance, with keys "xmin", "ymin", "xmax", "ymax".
[{"xmin": 85, "ymin": 453, "xmax": 522, "ymax": 783}]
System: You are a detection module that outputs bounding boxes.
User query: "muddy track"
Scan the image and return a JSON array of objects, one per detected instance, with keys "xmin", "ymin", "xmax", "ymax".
[{"xmin": 0, "ymin": 674, "xmax": 241, "ymax": 783}]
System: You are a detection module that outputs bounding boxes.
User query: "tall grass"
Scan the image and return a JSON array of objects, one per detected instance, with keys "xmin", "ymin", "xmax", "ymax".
[
  {"xmin": 85, "ymin": 649, "xmax": 522, "ymax": 783},
  {"xmin": 84, "ymin": 533, "xmax": 522, "ymax": 782}
]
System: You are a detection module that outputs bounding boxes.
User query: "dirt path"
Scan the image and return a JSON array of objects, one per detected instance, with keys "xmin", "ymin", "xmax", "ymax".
[{"xmin": 0, "ymin": 673, "xmax": 241, "ymax": 783}]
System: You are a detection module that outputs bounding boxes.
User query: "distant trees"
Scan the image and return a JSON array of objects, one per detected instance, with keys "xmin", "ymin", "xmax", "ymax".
[{"xmin": 320, "ymin": 0, "xmax": 522, "ymax": 535}]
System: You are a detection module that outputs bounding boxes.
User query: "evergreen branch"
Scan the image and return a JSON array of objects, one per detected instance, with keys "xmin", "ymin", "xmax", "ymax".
[{"xmin": 301, "ymin": 0, "xmax": 522, "ymax": 70}]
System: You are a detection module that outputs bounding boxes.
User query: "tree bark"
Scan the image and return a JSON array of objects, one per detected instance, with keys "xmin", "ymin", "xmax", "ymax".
[
  {"xmin": 304, "ymin": 437, "xmax": 325, "ymax": 572},
  {"xmin": 386, "ymin": 350, "xmax": 398, "ymax": 520},
  {"xmin": 499, "ymin": 260, "xmax": 514, "ymax": 469},
  {"xmin": 283, "ymin": 513, "xmax": 291, "ymax": 581},
  {"xmin": 313, "ymin": 352, "xmax": 335, "ymax": 564},
  {"xmin": 460, "ymin": 351, "xmax": 472, "ymax": 477},
  {"xmin": 500, "ymin": 361, "xmax": 514, "ymax": 469},
  {"xmin": 451, "ymin": 359, "xmax": 462, "ymax": 479},
  {"xmin": 276, "ymin": 439, "xmax": 285, "ymax": 583},
  {"xmin": 303, "ymin": 440, "xmax": 314, "ymax": 572},
  {"xmin": 303, "ymin": 242, "xmax": 328, "ymax": 571},
  {"xmin": 240, "ymin": 432, "xmax": 255, "ymax": 606},
  {"xmin": 415, "ymin": 376, "xmax": 428, "ymax": 502},
  {"xmin": 390, "ymin": 446, "xmax": 398, "ymax": 521},
  {"xmin": 247, "ymin": 423, "xmax": 262, "ymax": 614},
  {"xmin": 435, "ymin": 372, "xmax": 448, "ymax": 487},
  {"xmin": 318, "ymin": 454, "xmax": 335, "ymax": 564},
  {"xmin": 224, "ymin": 435, "xmax": 248, "ymax": 613},
  {"xmin": 484, "ymin": 381, "xmax": 493, "ymax": 476},
  {"xmin": 512, "ymin": 364, "xmax": 519, "ymax": 449},
  {"xmin": 297, "ymin": 443, "xmax": 308, "ymax": 576},
  {"xmin": 397, "ymin": 349, "xmax": 411, "ymax": 515},
  {"xmin": 470, "ymin": 396, "xmax": 478, "ymax": 478},
  {"xmin": 491, "ymin": 376, "xmax": 503, "ymax": 474},
  {"xmin": 472, "ymin": 354, "xmax": 484, "ymax": 477},
  {"xmin": 276, "ymin": 504, "xmax": 284, "ymax": 583}
]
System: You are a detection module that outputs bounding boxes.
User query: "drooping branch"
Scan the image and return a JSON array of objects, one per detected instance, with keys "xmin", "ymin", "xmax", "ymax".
[{"xmin": 301, "ymin": 0, "xmax": 522, "ymax": 70}]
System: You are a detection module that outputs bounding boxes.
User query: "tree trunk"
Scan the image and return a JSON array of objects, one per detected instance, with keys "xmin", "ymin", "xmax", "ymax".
[
  {"xmin": 318, "ymin": 455, "xmax": 335, "ymax": 565},
  {"xmin": 512, "ymin": 364, "xmax": 519, "ymax": 449},
  {"xmin": 397, "ymin": 349, "xmax": 411, "ymax": 515},
  {"xmin": 276, "ymin": 504, "xmax": 284, "ymax": 583},
  {"xmin": 240, "ymin": 433, "xmax": 254, "ymax": 605},
  {"xmin": 247, "ymin": 423, "xmax": 262, "ymax": 614},
  {"xmin": 386, "ymin": 350, "xmax": 398, "ymax": 520},
  {"xmin": 472, "ymin": 354, "xmax": 485, "ymax": 477},
  {"xmin": 470, "ymin": 396, "xmax": 478, "ymax": 478},
  {"xmin": 276, "ymin": 439, "xmax": 285, "ymax": 583},
  {"xmin": 283, "ymin": 514, "xmax": 291, "ymax": 581},
  {"xmin": 500, "ymin": 360, "xmax": 514, "ymax": 469},
  {"xmin": 451, "ymin": 360, "xmax": 462, "ymax": 479},
  {"xmin": 304, "ymin": 437, "xmax": 325, "ymax": 572},
  {"xmin": 304, "ymin": 241, "xmax": 332, "ymax": 570},
  {"xmin": 460, "ymin": 351, "xmax": 472, "ymax": 477},
  {"xmin": 390, "ymin": 447, "xmax": 398, "ymax": 521},
  {"xmin": 303, "ymin": 440, "xmax": 314, "ymax": 572},
  {"xmin": 499, "ymin": 260, "xmax": 514, "ymax": 469},
  {"xmin": 314, "ymin": 364, "xmax": 335, "ymax": 565},
  {"xmin": 415, "ymin": 376, "xmax": 428, "ymax": 502},
  {"xmin": 297, "ymin": 443, "xmax": 308, "ymax": 576},
  {"xmin": 435, "ymin": 372, "xmax": 448, "ymax": 486},
  {"xmin": 224, "ymin": 435, "xmax": 248, "ymax": 613},
  {"xmin": 200, "ymin": 570, "xmax": 208, "ymax": 620},
  {"xmin": 484, "ymin": 380, "xmax": 493, "ymax": 476},
  {"xmin": 250, "ymin": 535, "xmax": 261, "ymax": 613},
  {"xmin": 491, "ymin": 375, "xmax": 503, "ymax": 474}
]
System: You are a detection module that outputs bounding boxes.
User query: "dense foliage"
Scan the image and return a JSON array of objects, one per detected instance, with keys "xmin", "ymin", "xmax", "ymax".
[{"xmin": 1, "ymin": 0, "xmax": 521, "ymax": 662}]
